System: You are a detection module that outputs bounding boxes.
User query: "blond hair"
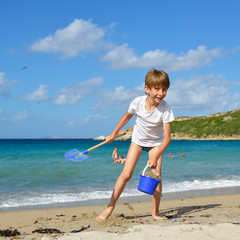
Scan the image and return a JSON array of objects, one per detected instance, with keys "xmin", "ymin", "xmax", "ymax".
[{"xmin": 145, "ymin": 69, "xmax": 170, "ymax": 89}]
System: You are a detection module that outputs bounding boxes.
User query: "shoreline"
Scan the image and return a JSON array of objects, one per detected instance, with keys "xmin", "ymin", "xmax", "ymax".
[
  {"xmin": 1, "ymin": 186, "xmax": 240, "ymax": 213},
  {"xmin": 0, "ymin": 192, "xmax": 239, "ymax": 239},
  {"xmin": 0, "ymin": 137, "xmax": 239, "ymax": 140}
]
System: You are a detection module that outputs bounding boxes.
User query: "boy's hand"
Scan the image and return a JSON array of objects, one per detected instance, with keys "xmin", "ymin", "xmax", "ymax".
[
  {"xmin": 105, "ymin": 133, "xmax": 115, "ymax": 143},
  {"xmin": 147, "ymin": 159, "xmax": 157, "ymax": 169},
  {"xmin": 106, "ymin": 131, "xmax": 126, "ymax": 143}
]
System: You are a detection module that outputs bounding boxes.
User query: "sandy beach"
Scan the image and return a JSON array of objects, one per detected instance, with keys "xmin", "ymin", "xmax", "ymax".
[{"xmin": 0, "ymin": 193, "xmax": 239, "ymax": 239}]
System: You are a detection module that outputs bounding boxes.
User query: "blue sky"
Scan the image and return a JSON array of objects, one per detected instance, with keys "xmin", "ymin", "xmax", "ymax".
[{"xmin": 1, "ymin": 0, "xmax": 240, "ymax": 138}]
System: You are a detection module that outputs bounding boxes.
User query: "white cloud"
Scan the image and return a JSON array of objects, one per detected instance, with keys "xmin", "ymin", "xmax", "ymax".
[
  {"xmin": 64, "ymin": 114, "xmax": 108, "ymax": 126},
  {"xmin": 0, "ymin": 109, "xmax": 29, "ymax": 122},
  {"xmin": 100, "ymin": 45, "xmax": 222, "ymax": 71},
  {"xmin": 23, "ymin": 85, "xmax": 48, "ymax": 101},
  {"xmin": 53, "ymin": 77, "xmax": 103, "ymax": 105},
  {"xmin": 65, "ymin": 119, "xmax": 76, "ymax": 126},
  {"xmin": 166, "ymin": 74, "xmax": 232, "ymax": 115},
  {"xmin": 83, "ymin": 114, "xmax": 109, "ymax": 123},
  {"xmin": 89, "ymin": 73, "xmax": 239, "ymax": 117},
  {"xmin": 233, "ymin": 81, "xmax": 240, "ymax": 86},
  {"xmin": 0, "ymin": 72, "xmax": 18, "ymax": 97},
  {"xmin": 29, "ymin": 19, "xmax": 111, "ymax": 59},
  {"xmin": 29, "ymin": 18, "xmax": 223, "ymax": 72},
  {"xmin": 92, "ymin": 84, "xmax": 144, "ymax": 110},
  {"xmin": 231, "ymin": 45, "xmax": 240, "ymax": 53},
  {"xmin": 10, "ymin": 110, "xmax": 29, "ymax": 122},
  {"xmin": 230, "ymin": 92, "xmax": 240, "ymax": 110}
]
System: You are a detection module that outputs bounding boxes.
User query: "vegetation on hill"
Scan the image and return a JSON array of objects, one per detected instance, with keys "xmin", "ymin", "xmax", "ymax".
[
  {"xmin": 98, "ymin": 109, "xmax": 240, "ymax": 140},
  {"xmin": 171, "ymin": 109, "xmax": 240, "ymax": 139}
]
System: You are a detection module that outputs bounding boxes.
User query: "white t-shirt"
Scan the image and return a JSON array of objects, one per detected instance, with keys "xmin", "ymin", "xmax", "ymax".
[{"xmin": 128, "ymin": 95, "xmax": 174, "ymax": 147}]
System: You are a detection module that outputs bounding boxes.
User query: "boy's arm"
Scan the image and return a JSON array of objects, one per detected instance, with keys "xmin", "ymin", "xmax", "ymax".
[
  {"xmin": 147, "ymin": 122, "xmax": 172, "ymax": 168},
  {"xmin": 106, "ymin": 112, "xmax": 134, "ymax": 143}
]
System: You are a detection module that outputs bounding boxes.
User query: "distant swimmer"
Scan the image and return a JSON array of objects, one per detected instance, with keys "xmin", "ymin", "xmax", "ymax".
[
  {"xmin": 112, "ymin": 146, "xmax": 119, "ymax": 162},
  {"xmin": 117, "ymin": 156, "xmax": 126, "ymax": 164},
  {"xmin": 169, "ymin": 153, "xmax": 174, "ymax": 158},
  {"xmin": 179, "ymin": 152, "xmax": 185, "ymax": 157}
]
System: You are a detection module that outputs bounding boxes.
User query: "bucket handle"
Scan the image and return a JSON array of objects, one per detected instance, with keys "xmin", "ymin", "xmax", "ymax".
[{"xmin": 142, "ymin": 165, "xmax": 159, "ymax": 176}]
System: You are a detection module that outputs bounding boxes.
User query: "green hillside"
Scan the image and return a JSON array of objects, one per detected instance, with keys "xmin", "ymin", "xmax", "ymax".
[{"xmin": 171, "ymin": 109, "xmax": 240, "ymax": 139}]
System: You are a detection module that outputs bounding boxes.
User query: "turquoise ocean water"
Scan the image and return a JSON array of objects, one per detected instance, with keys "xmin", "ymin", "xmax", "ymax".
[{"xmin": 0, "ymin": 139, "xmax": 240, "ymax": 211}]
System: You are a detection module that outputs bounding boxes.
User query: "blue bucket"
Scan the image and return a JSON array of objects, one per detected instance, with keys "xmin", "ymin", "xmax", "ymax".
[{"xmin": 137, "ymin": 165, "xmax": 161, "ymax": 195}]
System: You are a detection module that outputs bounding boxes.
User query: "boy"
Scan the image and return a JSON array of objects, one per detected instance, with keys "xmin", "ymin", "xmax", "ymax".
[
  {"xmin": 112, "ymin": 146, "xmax": 119, "ymax": 162},
  {"xmin": 97, "ymin": 69, "xmax": 174, "ymax": 221}
]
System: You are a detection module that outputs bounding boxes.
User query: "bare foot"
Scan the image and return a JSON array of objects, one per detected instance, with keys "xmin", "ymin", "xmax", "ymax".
[
  {"xmin": 152, "ymin": 213, "xmax": 168, "ymax": 220},
  {"xmin": 96, "ymin": 207, "xmax": 114, "ymax": 221}
]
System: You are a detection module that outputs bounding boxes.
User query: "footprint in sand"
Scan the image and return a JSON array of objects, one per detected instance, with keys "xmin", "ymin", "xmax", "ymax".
[{"xmin": 124, "ymin": 203, "xmax": 134, "ymax": 211}]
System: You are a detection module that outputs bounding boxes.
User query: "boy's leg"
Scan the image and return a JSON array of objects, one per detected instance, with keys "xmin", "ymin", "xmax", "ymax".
[
  {"xmin": 148, "ymin": 147, "xmax": 167, "ymax": 220},
  {"xmin": 97, "ymin": 142, "xmax": 142, "ymax": 221}
]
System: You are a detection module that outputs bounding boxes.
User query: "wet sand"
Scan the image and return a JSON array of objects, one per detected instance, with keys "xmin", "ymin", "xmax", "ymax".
[{"xmin": 0, "ymin": 193, "xmax": 240, "ymax": 239}]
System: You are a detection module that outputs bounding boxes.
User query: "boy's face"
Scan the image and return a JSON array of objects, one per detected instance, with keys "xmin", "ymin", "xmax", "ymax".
[{"xmin": 145, "ymin": 85, "xmax": 168, "ymax": 104}]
